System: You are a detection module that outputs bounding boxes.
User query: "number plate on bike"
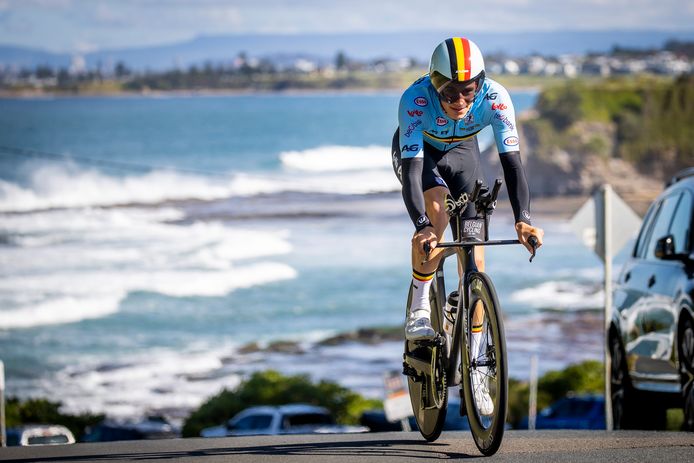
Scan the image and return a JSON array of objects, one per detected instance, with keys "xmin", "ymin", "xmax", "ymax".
[{"xmin": 461, "ymin": 218, "xmax": 485, "ymax": 242}]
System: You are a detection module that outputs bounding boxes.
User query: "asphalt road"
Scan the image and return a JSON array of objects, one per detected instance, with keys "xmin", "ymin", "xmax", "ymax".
[{"xmin": 1, "ymin": 431, "xmax": 693, "ymax": 463}]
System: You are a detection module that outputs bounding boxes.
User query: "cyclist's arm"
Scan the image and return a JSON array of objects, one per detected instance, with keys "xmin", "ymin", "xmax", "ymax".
[
  {"xmin": 402, "ymin": 158, "xmax": 430, "ymax": 231},
  {"xmin": 489, "ymin": 88, "xmax": 532, "ymax": 225},
  {"xmin": 500, "ymin": 152, "xmax": 531, "ymax": 225},
  {"xmin": 399, "ymin": 93, "xmax": 431, "ymax": 231}
]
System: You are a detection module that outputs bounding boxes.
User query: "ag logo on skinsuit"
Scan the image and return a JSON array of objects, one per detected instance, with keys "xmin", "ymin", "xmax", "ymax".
[{"xmin": 401, "ymin": 144, "xmax": 420, "ymax": 152}]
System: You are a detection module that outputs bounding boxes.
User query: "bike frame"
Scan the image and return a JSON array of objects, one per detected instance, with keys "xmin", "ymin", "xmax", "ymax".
[{"xmin": 433, "ymin": 238, "xmax": 519, "ymax": 387}]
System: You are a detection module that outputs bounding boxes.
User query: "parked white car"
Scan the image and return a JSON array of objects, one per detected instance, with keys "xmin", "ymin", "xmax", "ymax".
[
  {"xmin": 200, "ymin": 404, "xmax": 367, "ymax": 437},
  {"xmin": 6, "ymin": 425, "xmax": 75, "ymax": 446}
]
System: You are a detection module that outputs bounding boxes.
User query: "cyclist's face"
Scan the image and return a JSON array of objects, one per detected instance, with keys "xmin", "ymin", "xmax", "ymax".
[{"xmin": 439, "ymin": 81, "xmax": 477, "ymax": 120}]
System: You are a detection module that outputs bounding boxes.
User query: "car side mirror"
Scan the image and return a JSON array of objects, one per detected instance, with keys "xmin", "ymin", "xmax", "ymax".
[{"xmin": 654, "ymin": 235, "xmax": 676, "ymax": 260}]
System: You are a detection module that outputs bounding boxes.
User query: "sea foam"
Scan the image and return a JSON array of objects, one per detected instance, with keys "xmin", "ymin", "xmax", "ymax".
[
  {"xmin": 279, "ymin": 145, "xmax": 392, "ymax": 172},
  {"xmin": 0, "ymin": 145, "xmax": 399, "ymax": 212},
  {"xmin": 509, "ymin": 280, "xmax": 604, "ymax": 311},
  {"xmin": 0, "ymin": 207, "xmax": 296, "ymax": 330}
]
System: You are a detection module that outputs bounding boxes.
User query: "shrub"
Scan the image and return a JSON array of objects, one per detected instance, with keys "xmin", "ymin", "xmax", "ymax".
[
  {"xmin": 5, "ymin": 397, "xmax": 104, "ymax": 441},
  {"xmin": 181, "ymin": 370, "xmax": 381, "ymax": 437}
]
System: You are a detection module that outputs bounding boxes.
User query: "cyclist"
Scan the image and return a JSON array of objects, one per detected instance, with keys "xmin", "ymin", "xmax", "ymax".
[{"xmin": 393, "ymin": 37, "xmax": 544, "ymax": 412}]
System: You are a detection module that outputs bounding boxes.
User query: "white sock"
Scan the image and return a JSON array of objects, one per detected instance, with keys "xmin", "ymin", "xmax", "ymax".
[
  {"xmin": 410, "ymin": 270, "xmax": 434, "ymax": 319},
  {"xmin": 471, "ymin": 324, "xmax": 484, "ymax": 360}
]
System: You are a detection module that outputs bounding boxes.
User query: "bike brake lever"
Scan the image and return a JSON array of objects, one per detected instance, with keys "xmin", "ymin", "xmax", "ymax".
[
  {"xmin": 422, "ymin": 241, "xmax": 432, "ymax": 265},
  {"xmin": 528, "ymin": 236, "xmax": 538, "ymax": 263}
]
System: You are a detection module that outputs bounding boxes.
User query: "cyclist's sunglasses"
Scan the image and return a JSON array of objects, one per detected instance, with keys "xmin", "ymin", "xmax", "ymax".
[{"xmin": 438, "ymin": 81, "xmax": 477, "ymax": 104}]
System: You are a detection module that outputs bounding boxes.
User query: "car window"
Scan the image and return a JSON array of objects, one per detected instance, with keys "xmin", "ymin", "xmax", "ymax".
[
  {"xmin": 668, "ymin": 191, "xmax": 692, "ymax": 254},
  {"xmin": 284, "ymin": 413, "xmax": 334, "ymax": 429},
  {"xmin": 645, "ymin": 193, "xmax": 681, "ymax": 261},
  {"xmin": 233, "ymin": 414, "xmax": 273, "ymax": 431},
  {"xmin": 634, "ymin": 202, "xmax": 659, "ymax": 258},
  {"xmin": 27, "ymin": 434, "xmax": 70, "ymax": 445}
]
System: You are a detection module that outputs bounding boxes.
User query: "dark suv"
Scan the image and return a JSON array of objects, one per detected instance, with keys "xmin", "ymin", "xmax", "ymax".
[{"xmin": 609, "ymin": 167, "xmax": 694, "ymax": 430}]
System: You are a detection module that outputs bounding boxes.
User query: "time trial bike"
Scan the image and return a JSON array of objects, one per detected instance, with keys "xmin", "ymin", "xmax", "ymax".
[{"xmin": 402, "ymin": 178, "xmax": 538, "ymax": 456}]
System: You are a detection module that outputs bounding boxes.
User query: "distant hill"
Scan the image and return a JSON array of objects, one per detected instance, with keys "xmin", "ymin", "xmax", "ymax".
[
  {"xmin": 2, "ymin": 29, "xmax": 694, "ymax": 71},
  {"xmin": 0, "ymin": 45, "xmax": 71, "ymax": 69}
]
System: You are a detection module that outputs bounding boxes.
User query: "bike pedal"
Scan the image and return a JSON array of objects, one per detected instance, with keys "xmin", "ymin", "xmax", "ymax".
[
  {"xmin": 402, "ymin": 362, "xmax": 421, "ymax": 380},
  {"xmin": 413, "ymin": 333, "xmax": 445, "ymax": 348}
]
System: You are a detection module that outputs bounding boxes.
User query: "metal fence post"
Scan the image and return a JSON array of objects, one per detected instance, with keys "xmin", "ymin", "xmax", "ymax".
[
  {"xmin": 1, "ymin": 360, "xmax": 6, "ymax": 447},
  {"xmin": 528, "ymin": 354, "xmax": 538, "ymax": 430},
  {"xmin": 603, "ymin": 186, "xmax": 614, "ymax": 431}
]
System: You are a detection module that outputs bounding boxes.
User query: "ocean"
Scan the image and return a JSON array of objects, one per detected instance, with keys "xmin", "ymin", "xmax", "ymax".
[{"xmin": 0, "ymin": 91, "xmax": 607, "ymax": 422}]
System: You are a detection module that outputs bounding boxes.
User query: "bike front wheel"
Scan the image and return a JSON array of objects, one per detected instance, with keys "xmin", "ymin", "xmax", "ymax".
[{"xmin": 461, "ymin": 272, "xmax": 507, "ymax": 456}]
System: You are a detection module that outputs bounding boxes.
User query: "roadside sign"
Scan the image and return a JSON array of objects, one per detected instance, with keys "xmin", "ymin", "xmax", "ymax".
[
  {"xmin": 569, "ymin": 186, "xmax": 641, "ymax": 261},
  {"xmin": 383, "ymin": 371, "xmax": 412, "ymax": 423}
]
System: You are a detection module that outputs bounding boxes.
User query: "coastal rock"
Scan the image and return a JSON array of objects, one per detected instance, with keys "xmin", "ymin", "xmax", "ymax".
[
  {"xmin": 317, "ymin": 327, "xmax": 403, "ymax": 346},
  {"xmin": 481, "ymin": 118, "xmax": 662, "ymax": 215}
]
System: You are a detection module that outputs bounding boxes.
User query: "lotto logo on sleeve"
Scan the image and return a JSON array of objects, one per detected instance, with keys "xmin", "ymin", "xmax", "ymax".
[
  {"xmin": 436, "ymin": 117, "xmax": 448, "ymax": 126},
  {"xmin": 414, "ymin": 97, "xmax": 428, "ymax": 106},
  {"xmin": 503, "ymin": 136, "xmax": 519, "ymax": 146},
  {"xmin": 492, "ymin": 103, "xmax": 508, "ymax": 111}
]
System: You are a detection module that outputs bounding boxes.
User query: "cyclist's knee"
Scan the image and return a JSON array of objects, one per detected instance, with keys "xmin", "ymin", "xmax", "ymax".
[{"xmin": 475, "ymin": 246, "xmax": 485, "ymax": 272}]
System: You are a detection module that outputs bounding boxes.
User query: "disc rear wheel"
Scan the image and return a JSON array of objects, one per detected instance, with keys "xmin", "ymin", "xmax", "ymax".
[
  {"xmin": 406, "ymin": 343, "xmax": 448, "ymax": 441},
  {"xmin": 404, "ymin": 282, "xmax": 448, "ymax": 441}
]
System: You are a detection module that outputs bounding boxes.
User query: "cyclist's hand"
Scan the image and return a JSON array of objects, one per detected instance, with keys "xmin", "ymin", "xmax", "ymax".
[
  {"xmin": 413, "ymin": 226, "xmax": 437, "ymax": 257},
  {"xmin": 515, "ymin": 222, "xmax": 544, "ymax": 254}
]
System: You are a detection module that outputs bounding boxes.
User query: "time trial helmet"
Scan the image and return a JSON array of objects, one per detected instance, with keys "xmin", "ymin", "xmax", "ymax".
[{"xmin": 429, "ymin": 37, "xmax": 485, "ymax": 93}]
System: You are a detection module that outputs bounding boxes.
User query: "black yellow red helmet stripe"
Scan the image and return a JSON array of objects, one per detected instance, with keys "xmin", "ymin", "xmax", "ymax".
[{"xmin": 446, "ymin": 37, "xmax": 472, "ymax": 82}]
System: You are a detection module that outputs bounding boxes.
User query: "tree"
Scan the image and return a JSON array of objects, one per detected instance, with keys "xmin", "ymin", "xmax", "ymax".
[
  {"xmin": 536, "ymin": 83, "xmax": 584, "ymax": 130},
  {"xmin": 115, "ymin": 61, "xmax": 131, "ymax": 78},
  {"xmin": 35, "ymin": 65, "xmax": 54, "ymax": 79},
  {"xmin": 335, "ymin": 51, "xmax": 348, "ymax": 71}
]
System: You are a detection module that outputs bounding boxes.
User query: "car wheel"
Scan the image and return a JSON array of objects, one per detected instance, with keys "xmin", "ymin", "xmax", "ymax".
[
  {"xmin": 610, "ymin": 334, "xmax": 636, "ymax": 429},
  {"xmin": 610, "ymin": 333, "xmax": 667, "ymax": 430},
  {"xmin": 679, "ymin": 317, "xmax": 694, "ymax": 431}
]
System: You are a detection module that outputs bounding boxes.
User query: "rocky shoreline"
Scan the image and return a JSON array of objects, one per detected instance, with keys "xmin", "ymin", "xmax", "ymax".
[{"xmin": 236, "ymin": 326, "xmax": 405, "ymax": 355}]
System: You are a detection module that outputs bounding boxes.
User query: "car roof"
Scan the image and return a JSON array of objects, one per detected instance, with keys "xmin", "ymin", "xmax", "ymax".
[
  {"xmin": 277, "ymin": 404, "xmax": 329, "ymax": 415},
  {"xmin": 9, "ymin": 425, "xmax": 72, "ymax": 432},
  {"xmin": 234, "ymin": 404, "xmax": 329, "ymax": 417},
  {"xmin": 666, "ymin": 167, "xmax": 694, "ymax": 188}
]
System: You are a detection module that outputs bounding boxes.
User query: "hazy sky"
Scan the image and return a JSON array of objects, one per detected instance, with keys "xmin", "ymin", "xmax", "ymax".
[{"xmin": 1, "ymin": 0, "xmax": 693, "ymax": 53}]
